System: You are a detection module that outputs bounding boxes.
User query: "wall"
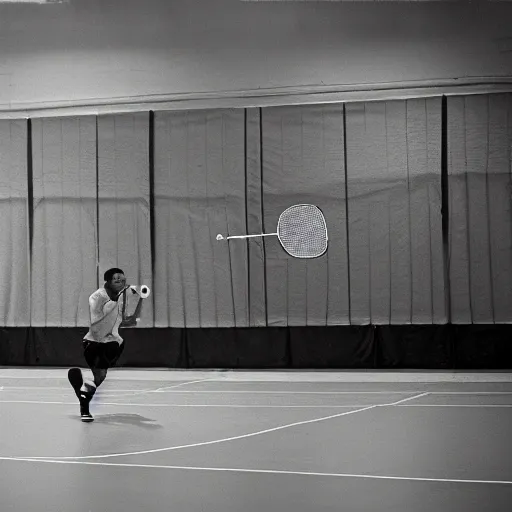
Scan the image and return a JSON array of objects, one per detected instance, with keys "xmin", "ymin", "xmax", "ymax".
[{"xmin": 0, "ymin": 0, "xmax": 512, "ymax": 111}]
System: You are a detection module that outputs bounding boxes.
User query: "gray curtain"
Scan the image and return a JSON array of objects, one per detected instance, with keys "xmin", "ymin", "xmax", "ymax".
[
  {"xmin": 345, "ymin": 98, "xmax": 446, "ymax": 325},
  {"xmin": 153, "ymin": 109, "xmax": 247, "ymax": 327},
  {"xmin": 448, "ymin": 93, "xmax": 512, "ymax": 323},
  {"xmin": 97, "ymin": 113, "xmax": 153, "ymax": 327},
  {"xmin": 260, "ymin": 104, "xmax": 349, "ymax": 326},
  {"xmin": 0, "ymin": 120, "xmax": 30, "ymax": 326},
  {"xmin": 31, "ymin": 117, "xmax": 97, "ymax": 327}
]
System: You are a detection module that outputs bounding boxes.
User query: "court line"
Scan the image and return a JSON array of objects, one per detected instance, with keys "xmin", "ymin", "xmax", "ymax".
[
  {"xmin": 94, "ymin": 378, "xmax": 217, "ymax": 398},
  {"xmin": 24, "ymin": 392, "xmax": 430, "ymax": 460},
  {"xmin": 397, "ymin": 404, "xmax": 512, "ymax": 408},
  {"xmin": 0, "ymin": 387, "xmax": 161, "ymax": 392},
  {"xmin": 154, "ymin": 390, "xmax": 512, "ymax": 395},
  {"xmin": 154, "ymin": 378, "xmax": 218, "ymax": 392},
  {"xmin": 0, "ymin": 399, "xmax": 368, "ymax": 408},
  {"xmin": 3, "ymin": 387, "xmax": 512, "ymax": 395},
  {"xmin": 1, "ymin": 399, "xmax": 511, "ymax": 408},
  {"xmin": 0, "ymin": 379, "xmax": 215, "ymax": 398},
  {"xmin": 1, "ymin": 457, "xmax": 510, "ymax": 486}
]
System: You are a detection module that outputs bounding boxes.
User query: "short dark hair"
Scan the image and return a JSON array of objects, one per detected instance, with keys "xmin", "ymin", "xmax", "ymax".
[{"xmin": 104, "ymin": 268, "xmax": 124, "ymax": 282}]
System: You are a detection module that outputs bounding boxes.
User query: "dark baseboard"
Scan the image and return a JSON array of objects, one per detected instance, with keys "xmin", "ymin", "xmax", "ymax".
[{"xmin": 1, "ymin": 325, "xmax": 511, "ymax": 369}]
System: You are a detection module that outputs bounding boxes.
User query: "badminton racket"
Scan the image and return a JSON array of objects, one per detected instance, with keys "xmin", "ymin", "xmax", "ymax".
[{"xmin": 216, "ymin": 204, "xmax": 328, "ymax": 258}]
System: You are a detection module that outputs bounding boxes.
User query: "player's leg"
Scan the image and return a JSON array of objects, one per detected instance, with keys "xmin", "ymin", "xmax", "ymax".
[
  {"xmin": 90, "ymin": 341, "xmax": 125, "ymax": 387},
  {"xmin": 67, "ymin": 341, "xmax": 100, "ymax": 422},
  {"xmin": 91, "ymin": 367, "xmax": 108, "ymax": 388}
]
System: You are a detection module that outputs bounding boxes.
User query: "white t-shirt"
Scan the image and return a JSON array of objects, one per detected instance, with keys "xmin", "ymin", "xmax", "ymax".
[{"xmin": 84, "ymin": 288, "xmax": 126, "ymax": 344}]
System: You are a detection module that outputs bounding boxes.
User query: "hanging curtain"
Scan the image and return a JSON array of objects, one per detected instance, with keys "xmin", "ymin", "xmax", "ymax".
[
  {"xmin": 31, "ymin": 117, "xmax": 97, "ymax": 327},
  {"xmin": 260, "ymin": 104, "xmax": 349, "ymax": 326},
  {"xmin": 447, "ymin": 93, "xmax": 512, "ymax": 323},
  {"xmin": 153, "ymin": 109, "xmax": 247, "ymax": 327},
  {"xmin": 0, "ymin": 120, "xmax": 30, "ymax": 326},
  {"xmin": 97, "ymin": 113, "xmax": 153, "ymax": 327},
  {"xmin": 345, "ymin": 98, "xmax": 446, "ymax": 325}
]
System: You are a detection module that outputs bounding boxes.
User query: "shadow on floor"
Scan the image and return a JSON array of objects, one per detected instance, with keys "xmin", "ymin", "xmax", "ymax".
[{"xmin": 71, "ymin": 413, "xmax": 163, "ymax": 429}]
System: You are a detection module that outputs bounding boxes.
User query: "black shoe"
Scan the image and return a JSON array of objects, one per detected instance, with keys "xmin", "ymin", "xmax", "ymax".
[
  {"xmin": 68, "ymin": 367, "xmax": 83, "ymax": 399},
  {"xmin": 80, "ymin": 408, "xmax": 94, "ymax": 423},
  {"xmin": 79, "ymin": 388, "xmax": 94, "ymax": 422}
]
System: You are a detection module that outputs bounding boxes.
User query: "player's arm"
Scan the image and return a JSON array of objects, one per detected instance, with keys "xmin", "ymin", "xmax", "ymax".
[
  {"xmin": 120, "ymin": 290, "xmax": 144, "ymax": 328},
  {"xmin": 89, "ymin": 293, "xmax": 121, "ymax": 335}
]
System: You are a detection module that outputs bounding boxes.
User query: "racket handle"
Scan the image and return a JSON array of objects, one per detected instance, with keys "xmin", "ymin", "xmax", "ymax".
[{"xmin": 217, "ymin": 233, "xmax": 278, "ymax": 241}]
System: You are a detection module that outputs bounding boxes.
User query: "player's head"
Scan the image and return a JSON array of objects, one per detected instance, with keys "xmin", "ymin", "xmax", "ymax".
[{"xmin": 104, "ymin": 268, "xmax": 126, "ymax": 292}]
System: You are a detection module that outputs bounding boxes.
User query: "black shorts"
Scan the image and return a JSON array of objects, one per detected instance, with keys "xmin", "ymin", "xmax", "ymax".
[{"xmin": 83, "ymin": 340, "xmax": 124, "ymax": 370}]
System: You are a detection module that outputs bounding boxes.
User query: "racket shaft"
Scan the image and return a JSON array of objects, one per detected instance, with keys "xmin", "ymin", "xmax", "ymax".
[{"xmin": 226, "ymin": 232, "xmax": 278, "ymax": 240}]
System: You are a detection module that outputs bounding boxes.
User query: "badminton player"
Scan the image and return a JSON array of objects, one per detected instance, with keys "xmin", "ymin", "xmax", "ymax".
[{"xmin": 67, "ymin": 268, "xmax": 138, "ymax": 422}]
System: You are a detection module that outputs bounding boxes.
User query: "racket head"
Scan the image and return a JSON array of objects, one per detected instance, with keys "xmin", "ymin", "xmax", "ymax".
[{"xmin": 277, "ymin": 204, "xmax": 328, "ymax": 258}]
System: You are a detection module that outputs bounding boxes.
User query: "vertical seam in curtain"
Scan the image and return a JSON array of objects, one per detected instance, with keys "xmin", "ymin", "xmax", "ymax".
[
  {"xmin": 406, "ymin": 101, "xmax": 413, "ymax": 324},
  {"xmin": 134, "ymin": 117, "xmax": 142, "ymax": 300},
  {"xmin": 77, "ymin": 117, "xmax": 83, "ymax": 326},
  {"xmin": 509, "ymin": 94, "xmax": 512, "ymax": 313},
  {"xmin": 166, "ymin": 115, "xmax": 172, "ymax": 325},
  {"xmin": 441, "ymin": 95, "xmax": 451, "ymax": 324},
  {"xmin": 220, "ymin": 113, "xmax": 236, "ymax": 327},
  {"xmin": 187, "ymin": 112, "xmax": 201, "ymax": 326},
  {"xmin": 113, "ymin": 117, "xmax": 119, "ymax": 267},
  {"xmin": 244, "ymin": 108, "xmax": 250, "ymax": 327},
  {"xmin": 148, "ymin": 111, "xmax": 156, "ymax": 325},
  {"xmin": 60, "ymin": 119, "xmax": 64, "ymax": 325},
  {"xmin": 260, "ymin": 107, "xmax": 268, "ymax": 326},
  {"xmin": 301, "ymin": 109, "xmax": 307, "ymax": 326},
  {"xmin": 282, "ymin": 113, "xmax": 288, "ymax": 327},
  {"xmin": 7, "ymin": 122, "xmax": 13, "ymax": 324},
  {"xmin": 323, "ymin": 107, "xmax": 329, "ymax": 325},
  {"xmin": 463, "ymin": 97, "xmax": 474, "ymax": 323},
  {"xmin": 485, "ymin": 96, "xmax": 495, "ymax": 323},
  {"xmin": 364, "ymin": 103, "xmax": 372, "ymax": 323},
  {"xmin": 385, "ymin": 102, "xmax": 392, "ymax": 324},
  {"xmin": 205, "ymin": 113, "xmax": 214, "ymax": 326},
  {"xmin": 28, "ymin": 119, "xmax": 34, "ymax": 326},
  {"xmin": 177, "ymin": 117, "xmax": 186, "ymax": 327},
  {"xmin": 95, "ymin": 116, "xmax": 99, "ymax": 289},
  {"xmin": 425, "ymin": 100, "xmax": 434, "ymax": 324},
  {"xmin": 41, "ymin": 121, "xmax": 48, "ymax": 325},
  {"xmin": 343, "ymin": 103, "xmax": 351, "ymax": 324}
]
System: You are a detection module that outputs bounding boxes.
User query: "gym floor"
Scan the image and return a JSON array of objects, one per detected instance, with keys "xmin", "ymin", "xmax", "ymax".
[{"xmin": 1, "ymin": 368, "xmax": 512, "ymax": 511}]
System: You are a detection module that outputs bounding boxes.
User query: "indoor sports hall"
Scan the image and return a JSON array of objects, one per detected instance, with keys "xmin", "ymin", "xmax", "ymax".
[{"xmin": 1, "ymin": 1, "xmax": 512, "ymax": 511}]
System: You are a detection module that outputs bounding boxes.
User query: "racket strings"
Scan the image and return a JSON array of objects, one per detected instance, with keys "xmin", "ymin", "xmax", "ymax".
[{"xmin": 277, "ymin": 205, "xmax": 328, "ymax": 258}]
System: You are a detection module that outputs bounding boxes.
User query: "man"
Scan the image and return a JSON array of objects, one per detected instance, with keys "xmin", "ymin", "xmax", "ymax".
[{"xmin": 68, "ymin": 268, "xmax": 138, "ymax": 422}]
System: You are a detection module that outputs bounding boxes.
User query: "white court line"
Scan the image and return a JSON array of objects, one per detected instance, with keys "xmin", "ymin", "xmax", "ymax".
[
  {"xmin": 24, "ymin": 392, "xmax": 429, "ymax": 460},
  {"xmin": 0, "ymin": 387, "xmax": 159, "ymax": 392},
  {"xmin": 91, "ymin": 378, "xmax": 217, "ymax": 399},
  {"xmin": 153, "ymin": 378, "xmax": 220, "ymax": 392},
  {"xmin": 3, "ymin": 387, "xmax": 512, "ymax": 395},
  {"xmin": 0, "ymin": 399, "xmax": 366, "ymax": 408},
  {"xmin": 1, "ymin": 399, "xmax": 511, "ymax": 409},
  {"xmin": 92, "ymin": 379, "xmax": 215, "ymax": 398},
  {"xmin": 1, "ymin": 457, "xmax": 510, "ymax": 486},
  {"xmin": 0, "ymin": 379, "xmax": 214, "ymax": 398},
  {"xmin": 398, "ymin": 404, "xmax": 512, "ymax": 408}
]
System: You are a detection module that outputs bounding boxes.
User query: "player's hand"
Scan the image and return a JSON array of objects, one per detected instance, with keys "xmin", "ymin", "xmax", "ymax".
[
  {"xmin": 115, "ymin": 285, "xmax": 131, "ymax": 300},
  {"xmin": 121, "ymin": 316, "xmax": 138, "ymax": 328}
]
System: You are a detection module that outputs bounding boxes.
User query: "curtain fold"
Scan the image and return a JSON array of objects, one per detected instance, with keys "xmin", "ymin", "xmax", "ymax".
[
  {"xmin": 447, "ymin": 93, "xmax": 512, "ymax": 323},
  {"xmin": 345, "ymin": 98, "xmax": 445, "ymax": 325},
  {"xmin": 153, "ymin": 109, "xmax": 247, "ymax": 327},
  {"xmin": 97, "ymin": 113, "xmax": 153, "ymax": 327},
  {"xmin": 260, "ymin": 104, "xmax": 349, "ymax": 326},
  {"xmin": 31, "ymin": 117, "xmax": 97, "ymax": 327},
  {"xmin": 0, "ymin": 120, "xmax": 29, "ymax": 326}
]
